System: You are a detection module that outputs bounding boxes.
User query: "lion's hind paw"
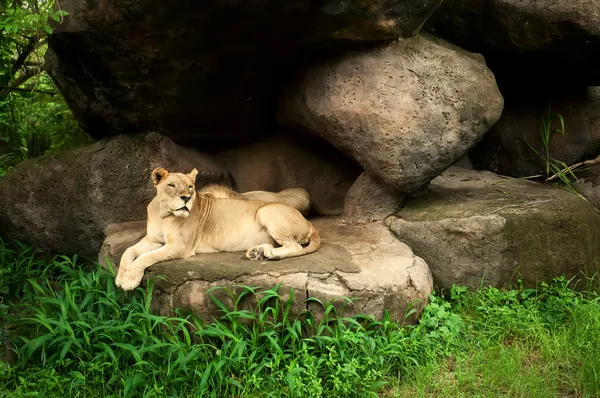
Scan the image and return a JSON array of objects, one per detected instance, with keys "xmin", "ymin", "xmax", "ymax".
[
  {"xmin": 246, "ymin": 245, "xmax": 273, "ymax": 261},
  {"xmin": 246, "ymin": 246, "xmax": 266, "ymax": 260}
]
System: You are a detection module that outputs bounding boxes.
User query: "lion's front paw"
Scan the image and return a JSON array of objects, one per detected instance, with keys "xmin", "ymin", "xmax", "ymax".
[
  {"xmin": 115, "ymin": 269, "xmax": 144, "ymax": 291},
  {"xmin": 246, "ymin": 245, "xmax": 273, "ymax": 261},
  {"xmin": 115, "ymin": 266, "xmax": 127, "ymax": 286}
]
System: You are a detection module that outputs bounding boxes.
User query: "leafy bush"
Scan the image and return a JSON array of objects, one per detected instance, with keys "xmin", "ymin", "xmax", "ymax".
[
  {"xmin": 0, "ymin": 73, "xmax": 92, "ymax": 176},
  {"xmin": 0, "ymin": 0, "xmax": 92, "ymax": 177}
]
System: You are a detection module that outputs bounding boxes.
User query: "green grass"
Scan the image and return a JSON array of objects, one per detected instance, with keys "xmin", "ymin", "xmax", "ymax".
[
  {"xmin": 390, "ymin": 283, "xmax": 600, "ymax": 397},
  {"xmin": 1, "ymin": 240, "xmax": 599, "ymax": 397},
  {"xmin": 524, "ymin": 106, "xmax": 590, "ymax": 203},
  {"xmin": 539, "ymin": 105, "xmax": 565, "ymax": 179}
]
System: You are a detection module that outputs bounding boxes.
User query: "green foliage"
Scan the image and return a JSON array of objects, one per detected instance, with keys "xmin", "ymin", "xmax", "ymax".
[
  {"xmin": 0, "ymin": 74, "xmax": 92, "ymax": 177},
  {"xmin": 525, "ymin": 106, "xmax": 588, "ymax": 201},
  {"xmin": 1, "ymin": 241, "xmax": 599, "ymax": 397},
  {"xmin": 0, "ymin": 0, "xmax": 67, "ymax": 37},
  {"xmin": 0, "ymin": 0, "xmax": 67, "ymax": 87},
  {"xmin": 416, "ymin": 292, "xmax": 465, "ymax": 356},
  {"xmin": 0, "ymin": 0, "xmax": 91, "ymax": 177},
  {"xmin": 394, "ymin": 278, "xmax": 600, "ymax": 397},
  {"xmin": 538, "ymin": 105, "xmax": 565, "ymax": 178},
  {"xmin": 0, "ymin": 240, "xmax": 462, "ymax": 397}
]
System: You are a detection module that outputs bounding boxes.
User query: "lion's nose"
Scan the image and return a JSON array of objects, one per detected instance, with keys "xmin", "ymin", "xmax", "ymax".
[{"xmin": 180, "ymin": 195, "xmax": 191, "ymax": 203}]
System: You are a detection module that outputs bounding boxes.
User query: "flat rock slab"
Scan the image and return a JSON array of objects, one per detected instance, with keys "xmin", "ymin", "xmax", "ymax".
[
  {"xmin": 99, "ymin": 217, "xmax": 433, "ymax": 322},
  {"xmin": 387, "ymin": 167, "xmax": 600, "ymax": 289}
]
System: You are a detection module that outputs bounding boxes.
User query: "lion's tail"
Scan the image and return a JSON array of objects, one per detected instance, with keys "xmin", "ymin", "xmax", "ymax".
[{"xmin": 274, "ymin": 223, "xmax": 321, "ymax": 260}]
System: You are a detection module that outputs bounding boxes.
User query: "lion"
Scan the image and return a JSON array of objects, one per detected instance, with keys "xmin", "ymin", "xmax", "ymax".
[
  {"xmin": 198, "ymin": 184, "xmax": 310, "ymax": 216},
  {"xmin": 115, "ymin": 168, "xmax": 321, "ymax": 291}
]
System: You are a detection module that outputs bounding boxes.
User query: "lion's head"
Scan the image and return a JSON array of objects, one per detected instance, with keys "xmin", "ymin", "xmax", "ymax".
[{"xmin": 151, "ymin": 167, "xmax": 198, "ymax": 218}]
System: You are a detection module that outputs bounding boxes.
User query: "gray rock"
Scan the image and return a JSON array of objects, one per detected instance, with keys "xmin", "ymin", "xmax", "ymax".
[
  {"xmin": 46, "ymin": 0, "xmax": 444, "ymax": 149},
  {"xmin": 426, "ymin": 0, "xmax": 600, "ymax": 85},
  {"xmin": 99, "ymin": 217, "xmax": 433, "ymax": 323},
  {"xmin": 573, "ymin": 164, "xmax": 600, "ymax": 211},
  {"xmin": 387, "ymin": 167, "xmax": 600, "ymax": 289},
  {"xmin": 279, "ymin": 33, "xmax": 504, "ymax": 194},
  {"xmin": 470, "ymin": 87, "xmax": 600, "ymax": 178},
  {"xmin": 0, "ymin": 132, "xmax": 229, "ymax": 257},
  {"xmin": 343, "ymin": 172, "xmax": 403, "ymax": 223}
]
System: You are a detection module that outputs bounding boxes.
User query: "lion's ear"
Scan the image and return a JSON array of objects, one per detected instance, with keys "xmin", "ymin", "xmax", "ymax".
[
  {"xmin": 188, "ymin": 168, "xmax": 198, "ymax": 182},
  {"xmin": 151, "ymin": 168, "xmax": 169, "ymax": 186}
]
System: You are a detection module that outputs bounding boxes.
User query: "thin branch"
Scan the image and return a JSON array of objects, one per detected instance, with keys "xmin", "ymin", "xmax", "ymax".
[
  {"xmin": 9, "ymin": 37, "xmax": 47, "ymax": 78},
  {"xmin": 10, "ymin": 66, "xmax": 43, "ymax": 88},
  {"xmin": 11, "ymin": 37, "xmax": 37, "ymax": 78},
  {"xmin": 23, "ymin": 61, "xmax": 43, "ymax": 67},
  {"xmin": 0, "ymin": 85, "xmax": 56, "ymax": 95},
  {"xmin": 546, "ymin": 154, "xmax": 600, "ymax": 181}
]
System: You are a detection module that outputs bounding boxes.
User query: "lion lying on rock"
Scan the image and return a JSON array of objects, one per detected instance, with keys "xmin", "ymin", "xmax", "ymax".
[{"xmin": 115, "ymin": 168, "xmax": 320, "ymax": 290}]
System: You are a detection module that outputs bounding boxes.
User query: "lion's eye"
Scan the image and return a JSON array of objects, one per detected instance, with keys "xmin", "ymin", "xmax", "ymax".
[
  {"xmin": 188, "ymin": 185, "xmax": 193, "ymax": 189},
  {"xmin": 168, "ymin": 183, "xmax": 175, "ymax": 188}
]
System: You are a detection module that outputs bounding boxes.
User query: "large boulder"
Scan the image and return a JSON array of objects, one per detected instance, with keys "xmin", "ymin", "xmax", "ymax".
[
  {"xmin": 215, "ymin": 133, "xmax": 362, "ymax": 216},
  {"xmin": 279, "ymin": 33, "xmax": 504, "ymax": 194},
  {"xmin": 470, "ymin": 86, "xmax": 600, "ymax": 177},
  {"xmin": 99, "ymin": 217, "xmax": 433, "ymax": 322},
  {"xmin": 386, "ymin": 167, "xmax": 600, "ymax": 289},
  {"xmin": 0, "ymin": 132, "xmax": 229, "ymax": 258},
  {"xmin": 426, "ymin": 0, "xmax": 600, "ymax": 85},
  {"xmin": 46, "ymin": 0, "xmax": 444, "ymax": 149}
]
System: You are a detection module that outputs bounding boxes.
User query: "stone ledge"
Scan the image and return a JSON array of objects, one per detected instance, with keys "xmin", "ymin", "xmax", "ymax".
[
  {"xmin": 387, "ymin": 166, "xmax": 600, "ymax": 289},
  {"xmin": 99, "ymin": 217, "xmax": 433, "ymax": 323}
]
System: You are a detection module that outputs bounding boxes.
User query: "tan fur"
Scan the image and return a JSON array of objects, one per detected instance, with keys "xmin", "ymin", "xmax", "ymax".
[
  {"xmin": 199, "ymin": 184, "xmax": 310, "ymax": 216},
  {"xmin": 115, "ymin": 169, "xmax": 320, "ymax": 291}
]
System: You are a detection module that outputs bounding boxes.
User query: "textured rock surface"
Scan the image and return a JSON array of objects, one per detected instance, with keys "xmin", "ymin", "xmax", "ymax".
[
  {"xmin": 573, "ymin": 164, "xmax": 600, "ymax": 211},
  {"xmin": 99, "ymin": 217, "xmax": 433, "ymax": 322},
  {"xmin": 387, "ymin": 167, "xmax": 600, "ymax": 289},
  {"xmin": 0, "ymin": 132, "xmax": 229, "ymax": 257},
  {"xmin": 279, "ymin": 33, "xmax": 503, "ymax": 194},
  {"xmin": 46, "ymin": 0, "xmax": 443, "ymax": 148},
  {"xmin": 470, "ymin": 87, "xmax": 600, "ymax": 177},
  {"xmin": 343, "ymin": 172, "xmax": 403, "ymax": 223},
  {"xmin": 426, "ymin": 0, "xmax": 600, "ymax": 85},
  {"xmin": 215, "ymin": 133, "xmax": 362, "ymax": 216}
]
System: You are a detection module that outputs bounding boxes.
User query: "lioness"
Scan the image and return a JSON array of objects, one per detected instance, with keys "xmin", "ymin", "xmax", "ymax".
[
  {"xmin": 199, "ymin": 184, "xmax": 310, "ymax": 216},
  {"xmin": 115, "ymin": 168, "xmax": 320, "ymax": 291}
]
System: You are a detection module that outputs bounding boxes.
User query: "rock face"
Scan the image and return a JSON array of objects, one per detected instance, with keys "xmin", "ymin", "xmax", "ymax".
[
  {"xmin": 215, "ymin": 133, "xmax": 362, "ymax": 216},
  {"xmin": 342, "ymin": 172, "xmax": 403, "ymax": 223},
  {"xmin": 99, "ymin": 217, "xmax": 433, "ymax": 322},
  {"xmin": 46, "ymin": 0, "xmax": 444, "ymax": 148},
  {"xmin": 279, "ymin": 33, "xmax": 504, "ymax": 194},
  {"xmin": 426, "ymin": 0, "xmax": 600, "ymax": 85},
  {"xmin": 470, "ymin": 87, "xmax": 600, "ymax": 177},
  {"xmin": 0, "ymin": 133, "xmax": 229, "ymax": 258},
  {"xmin": 387, "ymin": 167, "xmax": 600, "ymax": 289},
  {"xmin": 573, "ymin": 164, "xmax": 600, "ymax": 211}
]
